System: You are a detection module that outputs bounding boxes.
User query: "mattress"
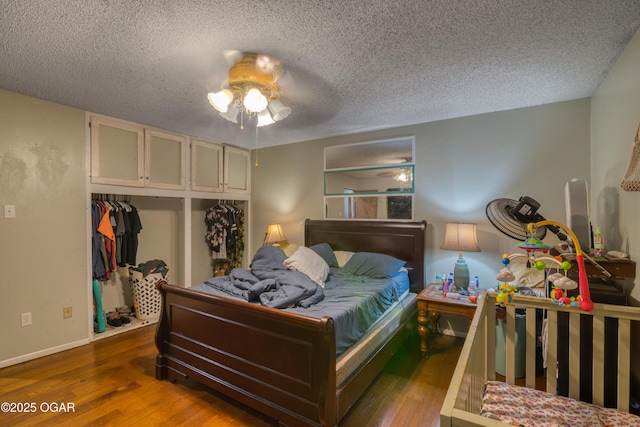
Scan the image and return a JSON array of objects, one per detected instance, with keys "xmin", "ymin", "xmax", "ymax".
[
  {"xmin": 191, "ymin": 267, "xmax": 410, "ymax": 356},
  {"xmin": 481, "ymin": 381, "xmax": 640, "ymax": 427},
  {"xmin": 335, "ymin": 291, "xmax": 416, "ymax": 387}
]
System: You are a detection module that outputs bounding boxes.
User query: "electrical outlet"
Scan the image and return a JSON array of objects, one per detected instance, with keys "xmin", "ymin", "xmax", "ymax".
[
  {"xmin": 63, "ymin": 306, "xmax": 73, "ymax": 319},
  {"xmin": 21, "ymin": 312, "xmax": 32, "ymax": 327}
]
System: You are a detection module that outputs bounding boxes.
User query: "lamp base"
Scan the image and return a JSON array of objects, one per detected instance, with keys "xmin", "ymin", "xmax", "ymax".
[{"xmin": 453, "ymin": 256, "xmax": 470, "ymax": 290}]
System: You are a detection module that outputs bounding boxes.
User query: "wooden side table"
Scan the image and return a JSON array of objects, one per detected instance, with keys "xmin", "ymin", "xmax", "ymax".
[{"xmin": 417, "ymin": 284, "xmax": 481, "ymax": 358}]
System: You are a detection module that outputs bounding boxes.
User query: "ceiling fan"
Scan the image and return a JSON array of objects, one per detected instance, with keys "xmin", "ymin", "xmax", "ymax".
[{"xmin": 207, "ymin": 52, "xmax": 291, "ymax": 128}]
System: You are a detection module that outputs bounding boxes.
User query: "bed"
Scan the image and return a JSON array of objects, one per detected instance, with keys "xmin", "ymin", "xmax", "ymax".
[
  {"xmin": 155, "ymin": 219, "xmax": 426, "ymax": 427},
  {"xmin": 440, "ymin": 291, "xmax": 640, "ymax": 426}
]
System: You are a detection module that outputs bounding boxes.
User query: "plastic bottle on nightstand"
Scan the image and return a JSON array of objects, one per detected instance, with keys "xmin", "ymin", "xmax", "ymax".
[
  {"xmin": 448, "ymin": 272, "xmax": 455, "ymax": 293},
  {"xmin": 593, "ymin": 226, "xmax": 604, "ymax": 258},
  {"xmin": 469, "ymin": 275, "xmax": 479, "ymax": 296}
]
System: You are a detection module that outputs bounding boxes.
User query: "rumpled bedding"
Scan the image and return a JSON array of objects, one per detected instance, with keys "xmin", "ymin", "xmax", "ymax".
[{"xmin": 192, "ymin": 246, "xmax": 324, "ymax": 309}]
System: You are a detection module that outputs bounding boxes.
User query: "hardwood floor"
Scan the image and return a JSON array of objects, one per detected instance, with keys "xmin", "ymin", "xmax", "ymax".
[{"xmin": 0, "ymin": 325, "xmax": 463, "ymax": 426}]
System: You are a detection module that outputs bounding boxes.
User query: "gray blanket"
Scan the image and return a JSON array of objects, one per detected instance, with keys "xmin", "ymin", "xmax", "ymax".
[{"xmin": 200, "ymin": 246, "xmax": 324, "ymax": 308}]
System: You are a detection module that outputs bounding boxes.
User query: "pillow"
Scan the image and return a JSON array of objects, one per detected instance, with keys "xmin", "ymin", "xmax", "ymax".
[
  {"xmin": 309, "ymin": 243, "xmax": 338, "ymax": 268},
  {"xmin": 333, "ymin": 250, "xmax": 355, "ymax": 268},
  {"xmin": 344, "ymin": 252, "xmax": 406, "ymax": 278},
  {"xmin": 284, "ymin": 246, "xmax": 330, "ymax": 287}
]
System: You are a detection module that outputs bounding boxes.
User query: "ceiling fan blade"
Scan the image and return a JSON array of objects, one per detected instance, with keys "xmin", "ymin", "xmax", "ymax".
[{"xmin": 222, "ymin": 49, "xmax": 243, "ymax": 64}]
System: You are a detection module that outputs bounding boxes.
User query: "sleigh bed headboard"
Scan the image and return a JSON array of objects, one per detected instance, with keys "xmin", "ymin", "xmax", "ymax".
[{"xmin": 304, "ymin": 219, "xmax": 427, "ymax": 294}]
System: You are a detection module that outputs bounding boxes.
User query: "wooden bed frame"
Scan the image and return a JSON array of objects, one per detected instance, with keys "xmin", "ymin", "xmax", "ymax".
[
  {"xmin": 155, "ymin": 219, "xmax": 426, "ymax": 426},
  {"xmin": 440, "ymin": 291, "xmax": 640, "ymax": 426}
]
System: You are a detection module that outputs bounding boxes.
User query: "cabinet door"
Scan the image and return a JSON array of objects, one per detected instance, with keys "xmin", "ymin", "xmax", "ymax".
[
  {"xmin": 90, "ymin": 116, "xmax": 144, "ymax": 186},
  {"xmin": 145, "ymin": 130, "xmax": 186, "ymax": 190},
  {"xmin": 224, "ymin": 146, "xmax": 251, "ymax": 193},
  {"xmin": 191, "ymin": 139, "xmax": 223, "ymax": 192}
]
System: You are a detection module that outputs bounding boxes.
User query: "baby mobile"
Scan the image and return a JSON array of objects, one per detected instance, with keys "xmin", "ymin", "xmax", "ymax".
[{"xmin": 495, "ymin": 234, "xmax": 581, "ymax": 308}]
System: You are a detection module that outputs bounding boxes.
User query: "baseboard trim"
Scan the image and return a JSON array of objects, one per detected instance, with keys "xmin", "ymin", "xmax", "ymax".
[{"xmin": 0, "ymin": 338, "xmax": 90, "ymax": 369}]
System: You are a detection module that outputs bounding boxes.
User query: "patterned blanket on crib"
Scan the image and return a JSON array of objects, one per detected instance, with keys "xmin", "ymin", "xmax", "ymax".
[{"xmin": 481, "ymin": 381, "xmax": 640, "ymax": 427}]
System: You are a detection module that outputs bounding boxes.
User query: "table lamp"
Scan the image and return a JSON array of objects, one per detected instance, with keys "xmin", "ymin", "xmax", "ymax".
[
  {"xmin": 441, "ymin": 222, "xmax": 481, "ymax": 290},
  {"xmin": 263, "ymin": 224, "xmax": 287, "ymax": 246}
]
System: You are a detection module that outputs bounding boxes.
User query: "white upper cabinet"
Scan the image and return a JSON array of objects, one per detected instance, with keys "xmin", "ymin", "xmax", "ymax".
[
  {"xmin": 223, "ymin": 145, "xmax": 251, "ymax": 194},
  {"xmin": 90, "ymin": 116, "xmax": 144, "ymax": 186},
  {"xmin": 90, "ymin": 114, "xmax": 249, "ymax": 195},
  {"xmin": 90, "ymin": 115, "xmax": 186, "ymax": 190},
  {"xmin": 144, "ymin": 129, "xmax": 186, "ymax": 189},
  {"xmin": 191, "ymin": 138, "xmax": 224, "ymax": 192}
]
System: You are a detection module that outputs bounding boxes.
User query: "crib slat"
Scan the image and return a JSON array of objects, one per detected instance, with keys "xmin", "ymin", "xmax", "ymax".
[
  {"xmin": 592, "ymin": 315, "xmax": 605, "ymax": 407},
  {"xmin": 546, "ymin": 310, "xmax": 557, "ymax": 394},
  {"xmin": 525, "ymin": 306, "xmax": 536, "ymax": 389},
  {"xmin": 505, "ymin": 304, "xmax": 516, "ymax": 384},
  {"xmin": 618, "ymin": 318, "xmax": 631, "ymax": 412},
  {"xmin": 569, "ymin": 312, "xmax": 581, "ymax": 400},
  {"xmin": 486, "ymin": 297, "xmax": 496, "ymax": 382}
]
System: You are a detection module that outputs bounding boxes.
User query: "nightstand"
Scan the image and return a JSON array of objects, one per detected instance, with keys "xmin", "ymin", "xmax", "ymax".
[{"xmin": 417, "ymin": 284, "xmax": 481, "ymax": 358}]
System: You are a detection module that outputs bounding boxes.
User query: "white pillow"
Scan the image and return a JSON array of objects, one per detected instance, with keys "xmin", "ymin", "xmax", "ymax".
[
  {"xmin": 284, "ymin": 246, "xmax": 330, "ymax": 287},
  {"xmin": 333, "ymin": 250, "xmax": 355, "ymax": 268}
]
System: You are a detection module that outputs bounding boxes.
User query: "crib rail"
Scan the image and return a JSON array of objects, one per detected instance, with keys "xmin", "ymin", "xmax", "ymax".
[{"xmin": 441, "ymin": 292, "xmax": 640, "ymax": 427}]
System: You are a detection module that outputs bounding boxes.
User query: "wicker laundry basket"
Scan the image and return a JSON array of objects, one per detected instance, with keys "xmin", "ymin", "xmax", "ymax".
[{"xmin": 129, "ymin": 269, "xmax": 165, "ymax": 320}]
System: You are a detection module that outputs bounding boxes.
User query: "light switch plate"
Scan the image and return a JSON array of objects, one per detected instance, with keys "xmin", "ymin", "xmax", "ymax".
[{"xmin": 4, "ymin": 205, "xmax": 16, "ymax": 219}]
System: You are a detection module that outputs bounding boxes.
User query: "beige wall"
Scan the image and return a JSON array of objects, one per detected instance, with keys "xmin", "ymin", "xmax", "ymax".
[
  {"xmin": 251, "ymin": 99, "xmax": 591, "ymax": 334},
  {"xmin": 591, "ymin": 28, "xmax": 640, "ymax": 302},
  {"xmin": 0, "ymin": 88, "xmax": 88, "ymax": 363},
  {"xmin": 591, "ymin": 27, "xmax": 640, "ymax": 390}
]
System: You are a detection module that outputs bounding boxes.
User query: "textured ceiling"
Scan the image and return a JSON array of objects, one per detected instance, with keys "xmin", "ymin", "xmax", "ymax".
[{"xmin": 1, "ymin": 1, "xmax": 640, "ymax": 150}]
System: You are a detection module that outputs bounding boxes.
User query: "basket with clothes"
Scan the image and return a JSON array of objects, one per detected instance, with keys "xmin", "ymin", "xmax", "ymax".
[{"xmin": 129, "ymin": 260, "xmax": 169, "ymax": 320}]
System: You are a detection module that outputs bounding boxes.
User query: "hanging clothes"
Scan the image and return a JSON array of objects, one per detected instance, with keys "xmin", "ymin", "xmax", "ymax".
[
  {"xmin": 91, "ymin": 196, "xmax": 143, "ymax": 280},
  {"xmin": 205, "ymin": 201, "xmax": 245, "ymax": 270}
]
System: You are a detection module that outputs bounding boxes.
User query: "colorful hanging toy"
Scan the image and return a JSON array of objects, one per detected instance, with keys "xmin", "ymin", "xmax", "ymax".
[
  {"xmin": 494, "ymin": 219, "xmax": 594, "ymax": 311},
  {"xmin": 528, "ymin": 220, "xmax": 593, "ymax": 311}
]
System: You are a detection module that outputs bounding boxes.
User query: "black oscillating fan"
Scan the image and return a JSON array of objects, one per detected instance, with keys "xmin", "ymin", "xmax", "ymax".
[{"xmin": 485, "ymin": 196, "xmax": 568, "ymax": 243}]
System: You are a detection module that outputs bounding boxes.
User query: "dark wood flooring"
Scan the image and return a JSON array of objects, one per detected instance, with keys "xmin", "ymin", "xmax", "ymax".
[{"xmin": 0, "ymin": 325, "xmax": 463, "ymax": 426}]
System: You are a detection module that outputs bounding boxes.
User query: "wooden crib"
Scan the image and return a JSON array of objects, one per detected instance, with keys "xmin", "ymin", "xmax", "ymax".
[{"xmin": 440, "ymin": 291, "xmax": 640, "ymax": 426}]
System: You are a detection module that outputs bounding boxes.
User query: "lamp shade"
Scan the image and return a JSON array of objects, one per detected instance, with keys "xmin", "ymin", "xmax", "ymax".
[
  {"xmin": 440, "ymin": 223, "xmax": 481, "ymax": 253},
  {"xmin": 441, "ymin": 223, "xmax": 480, "ymax": 290},
  {"xmin": 264, "ymin": 224, "xmax": 287, "ymax": 246}
]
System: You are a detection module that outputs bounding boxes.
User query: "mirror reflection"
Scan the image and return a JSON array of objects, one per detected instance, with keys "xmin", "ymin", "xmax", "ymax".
[
  {"xmin": 326, "ymin": 195, "xmax": 413, "ymax": 220},
  {"xmin": 324, "ymin": 165, "xmax": 414, "ymax": 195},
  {"xmin": 324, "ymin": 136, "xmax": 415, "ymax": 220},
  {"xmin": 325, "ymin": 137, "xmax": 414, "ymax": 170}
]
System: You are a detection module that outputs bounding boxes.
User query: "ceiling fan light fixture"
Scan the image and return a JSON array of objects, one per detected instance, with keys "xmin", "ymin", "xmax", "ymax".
[
  {"xmin": 219, "ymin": 103, "xmax": 240, "ymax": 123},
  {"xmin": 267, "ymin": 99, "xmax": 291, "ymax": 122},
  {"xmin": 257, "ymin": 109, "xmax": 275, "ymax": 127},
  {"xmin": 243, "ymin": 87, "xmax": 268, "ymax": 113},
  {"xmin": 208, "ymin": 52, "xmax": 290, "ymax": 128},
  {"xmin": 208, "ymin": 89, "xmax": 233, "ymax": 113}
]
